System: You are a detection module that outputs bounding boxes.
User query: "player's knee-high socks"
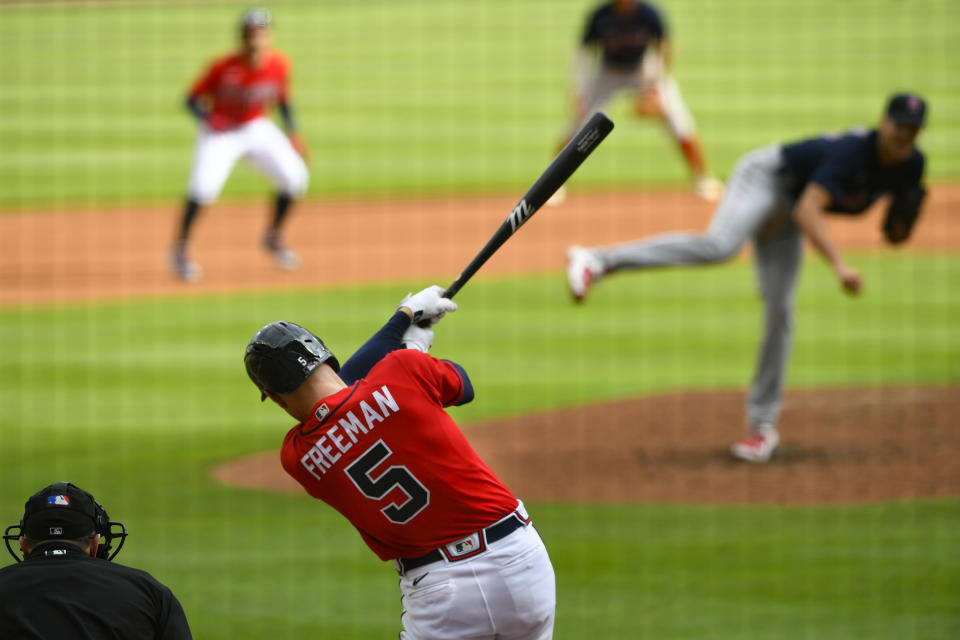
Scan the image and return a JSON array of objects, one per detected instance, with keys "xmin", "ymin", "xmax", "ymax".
[
  {"xmin": 270, "ymin": 193, "xmax": 293, "ymax": 234},
  {"xmin": 178, "ymin": 198, "xmax": 201, "ymax": 243},
  {"xmin": 678, "ymin": 137, "xmax": 706, "ymax": 177}
]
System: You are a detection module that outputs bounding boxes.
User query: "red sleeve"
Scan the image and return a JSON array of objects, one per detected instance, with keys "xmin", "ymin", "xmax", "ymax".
[
  {"xmin": 280, "ymin": 429, "xmax": 300, "ymax": 480},
  {"xmin": 281, "ymin": 427, "xmax": 322, "ymax": 498},
  {"xmin": 274, "ymin": 52, "xmax": 291, "ymax": 103},
  {"xmin": 189, "ymin": 57, "xmax": 225, "ymax": 98},
  {"xmin": 390, "ymin": 350, "xmax": 468, "ymax": 407}
]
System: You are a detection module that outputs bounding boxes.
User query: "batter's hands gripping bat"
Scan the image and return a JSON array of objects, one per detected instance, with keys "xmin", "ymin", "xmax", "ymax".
[{"xmin": 418, "ymin": 111, "xmax": 614, "ymax": 325}]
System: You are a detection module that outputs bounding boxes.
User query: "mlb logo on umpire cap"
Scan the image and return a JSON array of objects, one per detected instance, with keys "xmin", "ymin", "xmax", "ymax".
[{"xmin": 23, "ymin": 483, "xmax": 98, "ymax": 540}]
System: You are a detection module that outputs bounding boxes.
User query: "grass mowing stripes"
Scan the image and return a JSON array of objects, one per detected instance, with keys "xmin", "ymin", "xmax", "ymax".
[
  {"xmin": 2, "ymin": 0, "xmax": 958, "ymax": 636},
  {"xmin": 2, "ymin": 256, "xmax": 958, "ymax": 637},
  {"xmin": 1, "ymin": 0, "xmax": 958, "ymax": 208}
]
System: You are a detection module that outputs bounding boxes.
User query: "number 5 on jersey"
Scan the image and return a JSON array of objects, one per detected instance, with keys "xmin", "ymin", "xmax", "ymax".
[{"xmin": 346, "ymin": 440, "xmax": 430, "ymax": 524}]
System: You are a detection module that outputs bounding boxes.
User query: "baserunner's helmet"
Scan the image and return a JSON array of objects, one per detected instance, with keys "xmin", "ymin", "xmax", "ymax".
[
  {"xmin": 244, "ymin": 321, "xmax": 339, "ymax": 401},
  {"xmin": 241, "ymin": 7, "xmax": 272, "ymax": 32}
]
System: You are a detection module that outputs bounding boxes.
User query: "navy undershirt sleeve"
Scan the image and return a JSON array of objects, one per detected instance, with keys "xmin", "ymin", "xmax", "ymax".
[
  {"xmin": 339, "ymin": 311, "xmax": 411, "ymax": 385},
  {"xmin": 278, "ymin": 101, "xmax": 296, "ymax": 132},
  {"xmin": 185, "ymin": 95, "xmax": 206, "ymax": 122},
  {"xmin": 446, "ymin": 361, "xmax": 475, "ymax": 406}
]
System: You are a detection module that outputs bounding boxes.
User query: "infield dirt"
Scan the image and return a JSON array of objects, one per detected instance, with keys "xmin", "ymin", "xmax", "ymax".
[
  {"xmin": 3, "ymin": 187, "xmax": 958, "ymax": 503},
  {"xmin": 1, "ymin": 185, "xmax": 958, "ymax": 305}
]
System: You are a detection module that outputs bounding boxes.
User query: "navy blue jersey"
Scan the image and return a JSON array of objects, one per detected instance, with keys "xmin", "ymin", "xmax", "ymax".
[
  {"xmin": 583, "ymin": 2, "xmax": 667, "ymax": 70},
  {"xmin": 781, "ymin": 129, "xmax": 924, "ymax": 215}
]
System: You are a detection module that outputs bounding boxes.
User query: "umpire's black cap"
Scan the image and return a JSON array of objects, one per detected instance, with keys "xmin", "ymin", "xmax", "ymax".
[
  {"xmin": 886, "ymin": 92, "xmax": 927, "ymax": 127},
  {"xmin": 22, "ymin": 482, "xmax": 98, "ymax": 541},
  {"xmin": 244, "ymin": 321, "xmax": 339, "ymax": 401}
]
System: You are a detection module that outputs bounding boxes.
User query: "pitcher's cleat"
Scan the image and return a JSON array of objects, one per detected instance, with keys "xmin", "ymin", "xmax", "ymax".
[{"xmin": 730, "ymin": 428, "xmax": 780, "ymax": 463}]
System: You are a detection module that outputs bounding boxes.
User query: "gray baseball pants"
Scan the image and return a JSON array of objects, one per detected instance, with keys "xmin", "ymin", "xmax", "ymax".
[{"xmin": 595, "ymin": 144, "xmax": 801, "ymax": 431}]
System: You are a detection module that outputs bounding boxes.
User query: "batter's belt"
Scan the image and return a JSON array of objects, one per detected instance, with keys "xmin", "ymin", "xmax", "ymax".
[{"xmin": 395, "ymin": 509, "xmax": 531, "ymax": 575}]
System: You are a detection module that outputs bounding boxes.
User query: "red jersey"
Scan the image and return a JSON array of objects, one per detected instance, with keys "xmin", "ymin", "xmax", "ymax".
[
  {"xmin": 280, "ymin": 349, "xmax": 519, "ymax": 561},
  {"xmin": 189, "ymin": 51, "xmax": 290, "ymax": 130}
]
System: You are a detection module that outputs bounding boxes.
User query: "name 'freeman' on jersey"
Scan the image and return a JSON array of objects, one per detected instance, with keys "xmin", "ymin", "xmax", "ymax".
[{"xmin": 300, "ymin": 385, "xmax": 399, "ymax": 479}]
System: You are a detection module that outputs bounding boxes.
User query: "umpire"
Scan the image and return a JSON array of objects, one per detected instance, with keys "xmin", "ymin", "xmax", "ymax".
[{"xmin": 0, "ymin": 481, "xmax": 193, "ymax": 639}]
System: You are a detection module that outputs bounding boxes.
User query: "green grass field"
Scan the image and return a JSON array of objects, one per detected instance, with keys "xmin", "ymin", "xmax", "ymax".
[
  {"xmin": 2, "ymin": 0, "xmax": 959, "ymax": 638},
  {"xmin": 1, "ymin": 0, "xmax": 959, "ymax": 207},
  {"xmin": 2, "ymin": 258, "xmax": 959, "ymax": 638}
]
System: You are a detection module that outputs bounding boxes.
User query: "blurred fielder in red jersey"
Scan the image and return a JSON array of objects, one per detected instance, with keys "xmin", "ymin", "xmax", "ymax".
[{"xmin": 172, "ymin": 7, "xmax": 309, "ymax": 282}]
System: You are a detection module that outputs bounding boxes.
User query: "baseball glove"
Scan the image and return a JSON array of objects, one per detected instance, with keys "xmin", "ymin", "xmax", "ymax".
[{"xmin": 882, "ymin": 183, "xmax": 926, "ymax": 244}]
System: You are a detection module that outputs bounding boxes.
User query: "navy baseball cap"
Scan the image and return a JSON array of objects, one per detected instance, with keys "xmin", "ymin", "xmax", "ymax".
[
  {"xmin": 22, "ymin": 482, "xmax": 98, "ymax": 541},
  {"xmin": 886, "ymin": 93, "xmax": 927, "ymax": 126}
]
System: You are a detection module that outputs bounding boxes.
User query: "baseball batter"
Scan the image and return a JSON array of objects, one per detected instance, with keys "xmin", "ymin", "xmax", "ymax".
[
  {"xmin": 553, "ymin": 0, "xmax": 722, "ymax": 204},
  {"xmin": 244, "ymin": 286, "xmax": 556, "ymax": 639},
  {"xmin": 172, "ymin": 7, "xmax": 309, "ymax": 282},
  {"xmin": 567, "ymin": 93, "xmax": 929, "ymax": 462}
]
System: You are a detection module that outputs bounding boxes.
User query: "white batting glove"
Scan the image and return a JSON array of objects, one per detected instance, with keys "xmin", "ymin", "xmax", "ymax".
[
  {"xmin": 401, "ymin": 325, "xmax": 434, "ymax": 353},
  {"xmin": 398, "ymin": 285, "xmax": 457, "ymax": 325}
]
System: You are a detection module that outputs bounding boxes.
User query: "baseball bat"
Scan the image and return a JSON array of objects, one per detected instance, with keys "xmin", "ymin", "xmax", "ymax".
[{"xmin": 429, "ymin": 111, "xmax": 614, "ymax": 315}]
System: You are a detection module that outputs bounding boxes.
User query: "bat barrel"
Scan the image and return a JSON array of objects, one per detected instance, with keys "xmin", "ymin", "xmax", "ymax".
[{"xmin": 425, "ymin": 112, "xmax": 614, "ymax": 313}]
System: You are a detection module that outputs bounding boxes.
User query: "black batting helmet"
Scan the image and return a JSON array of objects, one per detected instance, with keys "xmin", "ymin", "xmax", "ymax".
[{"xmin": 244, "ymin": 321, "xmax": 339, "ymax": 401}]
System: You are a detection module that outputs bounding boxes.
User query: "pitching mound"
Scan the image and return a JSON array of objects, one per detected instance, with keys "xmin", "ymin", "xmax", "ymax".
[{"xmin": 213, "ymin": 386, "xmax": 960, "ymax": 504}]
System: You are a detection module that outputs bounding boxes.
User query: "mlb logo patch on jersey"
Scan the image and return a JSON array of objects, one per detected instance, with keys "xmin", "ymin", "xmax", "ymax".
[
  {"xmin": 47, "ymin": 495, "xmax": 70, "ymax": 506},
  {"xmin": 315, "ymin": 403, "xmax": 330, "ymax": 420}
]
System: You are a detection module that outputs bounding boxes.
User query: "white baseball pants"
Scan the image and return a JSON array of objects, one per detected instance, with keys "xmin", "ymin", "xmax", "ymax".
[
  {"xmin": 582, "ymin": 50, "xmax": 698, "ymax": 140},
  {"xmin": 397, "ymin": 511, "xmax": 556, "ymax": 639},
  {"xmin": 186, "ymin": 117, "xmax": 308, "ymax": 205}
]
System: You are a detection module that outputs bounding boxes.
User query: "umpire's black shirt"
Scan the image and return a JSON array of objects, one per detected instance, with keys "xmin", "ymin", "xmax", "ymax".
[{"xmin": 0, "ymin": 541, "xmax": 192, "ymax": 639}]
